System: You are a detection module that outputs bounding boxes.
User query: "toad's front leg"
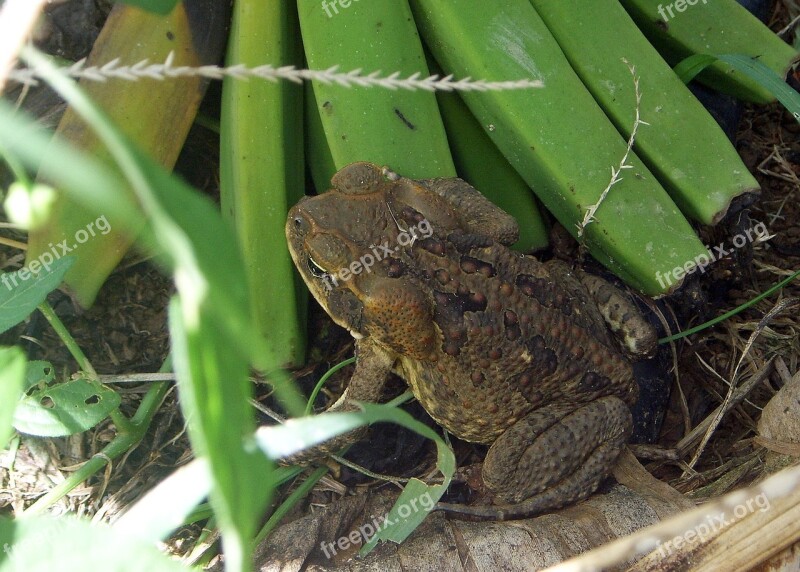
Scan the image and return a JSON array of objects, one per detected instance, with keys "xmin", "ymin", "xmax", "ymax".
[{"xmin": 282, "ymin": 339, "xmax": 394, "ymax": 465}]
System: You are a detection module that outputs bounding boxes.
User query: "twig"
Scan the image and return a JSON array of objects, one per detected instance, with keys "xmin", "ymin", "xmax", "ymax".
[
  {"xmin": 777, "ymin": 13, "xmax": 800, "ymax": 37},
  {"xmin": 675, "ymin": 357, "xmax": 775, "ymax": 458},
  {"xmin": 97, "ymin": 373, "xmax": 177, "ymax": 384},
  {"xmin": 7, "ymin": 51, "xmax": 543, "ymax": 93},
  {"xmin": 577, "ymin": 58, "xmax": 649, "ymax": 238},
  {"xmin": 687, "ymin": 297, "xmax": 799, "ymax": 468}
]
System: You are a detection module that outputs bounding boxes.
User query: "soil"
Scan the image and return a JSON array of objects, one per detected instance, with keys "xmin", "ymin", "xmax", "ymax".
[{"xmin": 0, "ymin": 0, "xmax": 798, "ymax": 563}]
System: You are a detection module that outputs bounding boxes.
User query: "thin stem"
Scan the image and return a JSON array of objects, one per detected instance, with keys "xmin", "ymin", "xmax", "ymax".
[
  {"xmin": 304, "ymin": 357, "xmax": 356, "ymax": 415},
  {"xmin": 659, "ymin": 268, "xmax": 800, "ymax": 343},
  {"xmin": 37, "ymin": 301, "xmax": 97, "ymax": 379},
  {"xmin": 253, "ymin": 465, "xmax": 328, "ymax": 546}
]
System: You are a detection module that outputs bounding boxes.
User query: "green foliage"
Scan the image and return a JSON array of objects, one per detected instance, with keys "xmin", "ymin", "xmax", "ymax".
[
  {"xmin": 0, "ymin": 257, "xmax": 74, "ymax": 334},
  {"xmin": 0, "ymin": 515, "xmax": 188, "ymax": 572},
  {"xmin": 254, "ymin": 399, "xmax": 455, "ymax": 555},
  {"xmin": 220, "ymin": 0, "xmax": 307, "ymax": 368},
  {"xmin": 12, "ymin": 375, "xmax": 121, "ymax": 437},
  {"xmin": 113, "ymin": 459, "xmax": 213, "ymax": 543},
  {"xmin": 0, "ymin": 347, "xmax": 26, "ymax": 448},
  {"xmin": 0, "ymin": 2, "xmax": 797, "ymax": 569},
  {"xmin": 674, "ymin": 54, "xmax": 800, "ymax": 121},
  {"xmin": 22, "ymin": 361, "xmax": 55, "ymax": 391}
]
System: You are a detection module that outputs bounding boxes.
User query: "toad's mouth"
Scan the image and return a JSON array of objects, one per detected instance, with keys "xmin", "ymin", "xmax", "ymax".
[{"xmin": 306, "ymin": 255, "xmax": 327, "ymax": 278}]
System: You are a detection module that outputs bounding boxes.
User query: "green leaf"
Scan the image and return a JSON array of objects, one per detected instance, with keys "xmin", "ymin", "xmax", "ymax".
[
  {"xmin": 114, "ymin": 458, "xmax": 212, "ymax": 543},
  {"xmin": 254, "ymin": 400, "xmax": 455, "ymax": 554},
  {"xmin": 675, "ymin": 54, "xmax": 800, "ymax": 122},
  {"xmin": 0, "ymin": 514, "xmax": 190, "ymax": 572},
  {"xmin": 673, "ymin": 53, "xmax": 719, "ymax": 84},
  {"xmin": 0, "ymin": 47, "xmax": 304, "ymax": 571},
  {"xmin": 363, "ymin": 478, "xmax": 443, "ymax": 549},
  {"xmin": 13, "ymin": 47, "xmax": 305, "ymax": 416},
  {"xmin": 0, "ymin": 257, "xmax": 75, "ymax": 335},
  {"xmin": 12, "ymin": 378, "xmax": 121, "ymax": 437},
  {"xmin": 114, "ymin": 0, "xmax": 180, "ymax": 15},
  {"xmin": 22, "ymin": 361, "xmax": 55, "ymax": 393},
  {"xmin": 0, "ymin": 347, "xmax": 26, "ymax": 448},
  {"xmin": 169, "ymin": 297, "xmax": 272, "ymax": 572}
]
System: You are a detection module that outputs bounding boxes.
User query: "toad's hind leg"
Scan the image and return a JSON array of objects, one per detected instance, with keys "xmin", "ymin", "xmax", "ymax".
[{"xmin": 437, "ymin": 396, "xmax": 631, "ymax": 520}]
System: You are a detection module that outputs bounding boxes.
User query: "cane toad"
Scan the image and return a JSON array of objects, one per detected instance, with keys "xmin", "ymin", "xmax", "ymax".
[{"xmin": 285, "ymin": 162, "xmax": 657, "ymax": 519}]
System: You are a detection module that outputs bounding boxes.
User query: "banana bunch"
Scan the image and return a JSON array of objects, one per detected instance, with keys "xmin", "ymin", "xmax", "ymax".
[
  {"xmin": 298, "ymin": 0, "xmax": 796, "ymax": 296},
  {"xmin": 410, "ymin": 0, "xmax": 709, "ymax": 295},
  {"xmin": 530, "ymin": 0, "xmax": 761, "ymax": 225}
]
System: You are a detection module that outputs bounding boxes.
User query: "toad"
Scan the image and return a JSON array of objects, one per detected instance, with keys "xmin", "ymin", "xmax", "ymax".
[{"xmin": 285, "ymin": 162, "xmax": 656, "ymax": 518}]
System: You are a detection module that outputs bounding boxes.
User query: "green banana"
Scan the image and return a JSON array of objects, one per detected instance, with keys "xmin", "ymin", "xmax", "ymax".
[
  {"xmin": 220, "ymin": 0, "xmax": 307, "ymax": 367},
  {"xmin": 304, "ymin": 82, "xmax": 339, "ymax": 193},
  {"xmin": 619, "ymin": 0, "xmax": 800, "ymax": 103},
  {"xmin": 297, "ymin": 0, "xmax": 455, "ymax": 179},
  {"xmin": 433, "ymin": 72, "xmax": 549, "ymax": 252},
  {"xmin": 410, "ymin": 0, "xmax": 708, "ymax": 295},
  {"xmin": 530, "ymin": 0, "xmax": 760, "ymax": 225},
  {"xmin": 27, "ymin": 1, "xmax": 229, "ymax": 307}
]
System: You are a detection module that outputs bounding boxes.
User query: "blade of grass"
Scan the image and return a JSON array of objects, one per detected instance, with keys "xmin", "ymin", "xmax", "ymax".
[
  {"xmin": 675, "ymin": 54, "xmax": 800, "ymax": 121},
  {"xmin": 169, "ymin": 295, "xmax": 273, "ymax": 572},
  {"xmin": 9, "ymin": 48, "xmax": 303, "ymax": 572},
  {"xmin": 304, "ymin": 357, "xmax": 356, "ymax": 415},
  {"xmin": 659, "ymin": 268, "xmax": 800, "ymax": 343},
  {"xmin": 114, "ymin": 458, "xmax": 213, "ymax": 543},
  {"xmin": 255, "ymin": 396, "xmax": 454, "ymax": 554},
  {"xmin": 0, "ymin": 346, "xmax": 26, "ymax": 448}
]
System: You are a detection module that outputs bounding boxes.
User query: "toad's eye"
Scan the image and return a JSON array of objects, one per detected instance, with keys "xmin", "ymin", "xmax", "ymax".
[
  {"xmin": 293, "ymin": 216, "xmax": 309, "ymax": 232},
  {"xmin": 306, "ymin": 256, "xmax": 328, "ymax": 278}
]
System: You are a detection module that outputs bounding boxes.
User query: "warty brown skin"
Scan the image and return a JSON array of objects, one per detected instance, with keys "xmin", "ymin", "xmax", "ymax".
[{"xmin": 285, "ymin": 162, "xmax": 656, "ymax": 519}]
